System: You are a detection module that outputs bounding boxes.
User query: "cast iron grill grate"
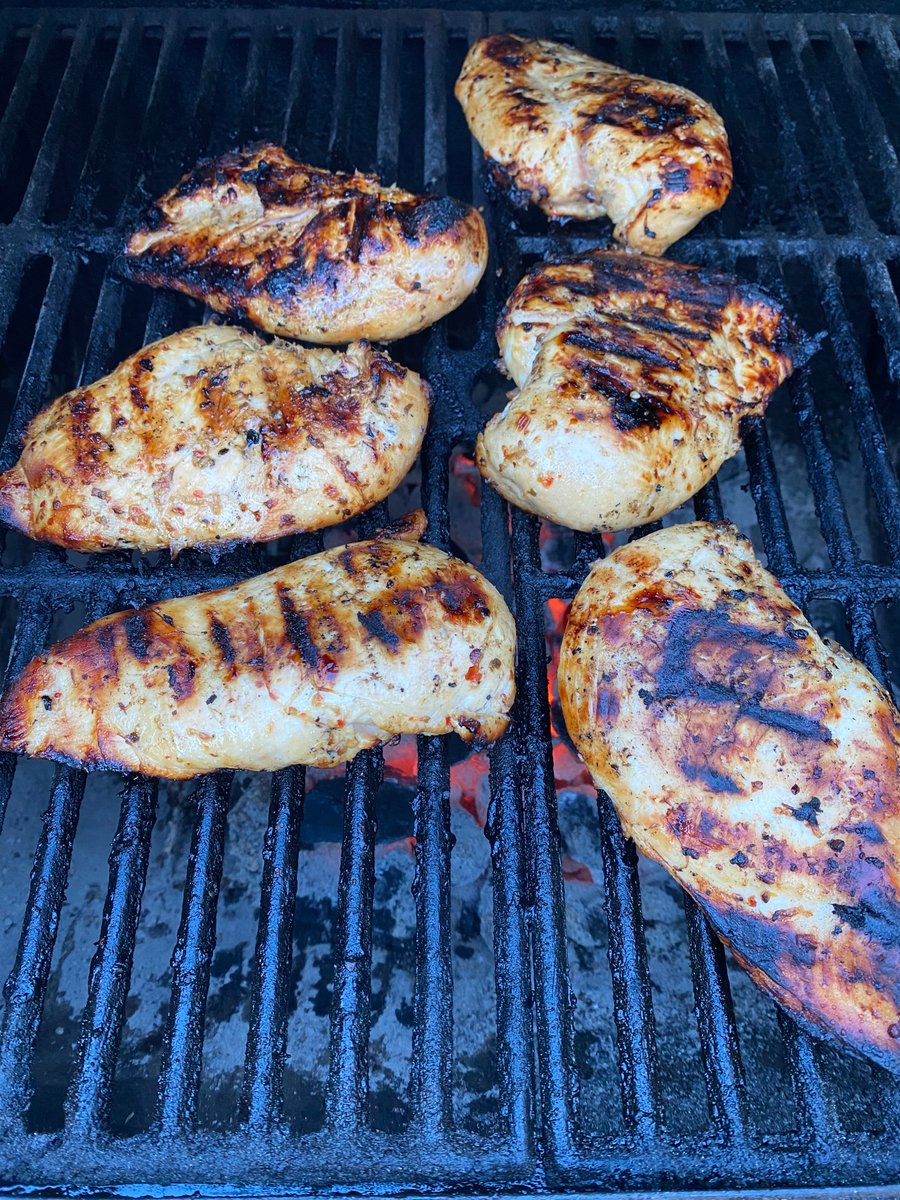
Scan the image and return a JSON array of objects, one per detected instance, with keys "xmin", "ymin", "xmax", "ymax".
[{"xmin": 0, "ymin": 7, "xmax": 899, "ymax": 1195}]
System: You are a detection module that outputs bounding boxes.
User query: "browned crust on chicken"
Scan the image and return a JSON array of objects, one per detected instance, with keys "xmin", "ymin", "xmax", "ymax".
[
  {"xmin": 125, "ymin": 146, "xmax": 488, "ymax": 343},
  {"xmin": 476, "ymin": 252, "xmax": 802, "ymax": 533},
  {"xmin": 559, "ymin": 521, "xmax": 900, "ymax": 1073},
  {"xmin": 455, "ymin": 34, "xmax": 732, "ymax": 252},
  {"xmin": 0, "ymin": 325, "xmax": 429, "ymax": 554},
  {"xmin": 0, "ymin": 530, "xmax": 516, "ymax": 778}
]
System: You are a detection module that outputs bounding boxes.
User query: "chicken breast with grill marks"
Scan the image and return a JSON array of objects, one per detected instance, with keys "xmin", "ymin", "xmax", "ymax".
[
  {"xmin": 0, "ymin": 519, "xmax": 516, "ymax": 779},
  {"xmin": 560, "ymin": 521, "xmax": 900, "ymax": 1074},
  {"xmin": 125, "ymin": 146, "xmax": 488, "ymax": 343},
  {"xmin": 0, "ymin": 325, "xmax": 428, "ymax": 555},
  {"xmin": 476, "ymin": 252, "xmax": 805, "ymax": 533},
  {"xmin": 455, "ymin": 34, "xmax": 731, "ymax": 253}
]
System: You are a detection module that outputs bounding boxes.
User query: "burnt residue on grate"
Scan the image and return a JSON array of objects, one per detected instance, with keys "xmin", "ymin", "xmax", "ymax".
[{"xmin": 1, "ymin": 7, "xmax": 900, "ymax": 1197}]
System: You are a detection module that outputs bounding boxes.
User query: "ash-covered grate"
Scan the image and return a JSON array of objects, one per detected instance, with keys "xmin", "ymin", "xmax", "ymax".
[{"xmin": 1, "ymin": 7, "xmax": 900, "ymax": 1197}]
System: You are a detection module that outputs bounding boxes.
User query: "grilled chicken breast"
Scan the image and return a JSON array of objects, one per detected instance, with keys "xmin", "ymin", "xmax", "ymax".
[
  {"xmin": 455, "ymin": 34, "xmax": 732, "ymax": 252},
  {"xmin": 476, "ymin": 252, "xmax": 802, "ymax": 533},
  {"xmin": 0, "ymin": 326, "xmax": 428, "ymax": 555},
  {"xmin": 559, "ymin": 521, "xmax": 900, "ymax": 1073},
  {"xmin": 0, "ymin": 522, "xmax": 516, "ymax": 778},
  {"xmin": 126, "ymin": 145, "xmax": 488, "ymax": 343}
]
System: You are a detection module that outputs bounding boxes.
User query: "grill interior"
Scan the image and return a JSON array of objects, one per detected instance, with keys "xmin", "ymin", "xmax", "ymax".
[{"xmin": 1, "ymin": 6, "xmax": 900, "ymax": 1196}]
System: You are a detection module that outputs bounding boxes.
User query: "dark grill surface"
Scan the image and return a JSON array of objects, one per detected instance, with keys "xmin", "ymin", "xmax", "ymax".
[{"xmin": 1, "ymin": 7, "xmax": 900, "ymax": 1197}]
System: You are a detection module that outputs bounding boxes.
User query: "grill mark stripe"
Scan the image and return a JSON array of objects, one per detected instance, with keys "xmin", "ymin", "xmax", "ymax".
[
  {"xmin": 124, "ymin": 612, "xmax": 153, "ymax": 661},
  {"xmin": 357, "ymin": 608, "xmax": 401, "ymax": 651},
  {"xmin": 276, "ymin": 583, "xmax": 321, "ymax": 670},
  {"xmin": 209, "ymin": 615, "xmax": 236, "ymax": 666},
  {"xmin": 563, "ymin": 326, "xmax": 680, "ymax": 369}
]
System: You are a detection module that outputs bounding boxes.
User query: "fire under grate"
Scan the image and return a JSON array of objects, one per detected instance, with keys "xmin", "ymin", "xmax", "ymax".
[{"xmin": 1, "ymin": 6, "xmax": 900, "ymax": 1196}]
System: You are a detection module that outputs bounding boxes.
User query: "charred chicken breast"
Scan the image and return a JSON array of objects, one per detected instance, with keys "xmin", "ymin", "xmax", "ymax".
[
  {"xmin": 455, "ymin": 34, "xmax": 732, "ymax": 253},
  {"xmin": 0, "ymin": 521, "xmax": 515, "ymax": 778},
  {"xmin": 560, "ymin": 521, "xmax": 900, "ymax": 1074},
  {"xmin": 126, "ymin": 145, "xmax": 488, "ymax": 343},
  {"xmin": 0, "ymin": 326, "xmax": 428, "ymax": 555},
  {"xmin": 477, "ymin": 252, "xmax": 803, "ymax": 533}
]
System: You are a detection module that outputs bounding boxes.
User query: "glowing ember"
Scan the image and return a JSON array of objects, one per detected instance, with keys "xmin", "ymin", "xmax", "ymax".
[
  {"xmin": 383, "ymin": 736, "xmax": 418, "ymax": 783},
  {"xmin": 449, "ymin": 449, "xmax": 482, "ymax": 508},
  {"xmin": 379, "ymin": 835, "xmax": 417, "ymax": 857},
  {"xmin": 545, "ymin": 599, "xmax": 592, "ymax": 794},
  {"xmin": 450, "ymin": 751, "xmax": 491, "ymax": 828},
  {"xmin": 561, "ymin": 852, "xmax": 595, "ymax": 885}
]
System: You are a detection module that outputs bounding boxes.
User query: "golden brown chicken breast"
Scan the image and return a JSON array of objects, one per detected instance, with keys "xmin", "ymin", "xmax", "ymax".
[
  {"xmin": 559, "ymin": 521, "xmax": 900, "ymax": 1074},
  {"xmin": 0, "ymin": 326, "xmax": 428, "ymax": 555},
  {"xmin": 125, "ymin": 145, "xmax": 488, "ymax": 343},
  {"xmin": 476, "ymin": 252, "xmax": 804, "ymax": 533},
  {"xmin": 455, "ymin": 34, "xmax": 732, "ymax": 252},
  {"xmin": 0, "ymin": 521, "xmax": 516, "ymax": 778}
]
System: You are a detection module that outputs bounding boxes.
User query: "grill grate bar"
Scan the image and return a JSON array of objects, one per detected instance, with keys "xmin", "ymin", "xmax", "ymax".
[
  {"xmin": 0, "ymin": 250, "xmax": 28, "ymax": 353},
  {"xmin": 237, "ymin": 23, "xmax": 271, "ymax": 147},
  {"xmin": 0, "ymin": 20, "xmax": 53, "ymax": 188},
  {"xmin": 865, "ymin": 257, "xmax": 900, "ymax": 384},
  {"xmin": 477, "ymin": 479, "xmax": 532, "ymax": 1150},
  {"xmin": 115, "ymin": 17, "xmax": 186, "ymax": 236},
  {"xmin": 484, "ymin": 734, "xmax": 534, "ymax": 1150},
  {"xmin": 0, "ymin": 600, "xmax": 52, "ymax": 836},
  {"xmin": 776, "ymin": 1010, "xmax": 838, "ymax": 1146},
  {"xmin": 0, "ymin": 253, "xmax": 79, "ymax": 470},
  {"xmin": 157, "ymin": 772, "xmax": 232, "ymax": 1136},
  {"xmin": 281, "ymin": 22, "xmax": 313, "ymax": 151},
  {"xmin": 785, "ymin": 372, "xmax": 859, "ymax": 571},
  {"xmin": 512, "ymin": 507, "xmax": 576, "ymax": 1160},
  {"xmin": 77, "ymin": 269, "xmax": 128, "ymax": 389},
  {"xmin": 746, "ymin": 21, "xmax": 824, "ymax": 237},
  {"xmin": 873, "ymin": 21, "xmax": 900, "ymax": 107},
  {"xmin": 327, "ymin": 750, "xmax": 380, "ymax": 1131},
  {"xmin": 375, "ymin": 24, "xmax": 402, "ymax": 181},
  {"xmin": 142, "ymin": 290, "xmax": 182, "ymax": 346},
  {"xmin": 741, "ymin": 418, "xmax": 799, "ymax": 578},
  {"xmin": 411, "ymin": 735, "xmax": 454, "ymax": 1134},
  {"xmin": 833, "ymin": 24, "xmax": 900, "ymax": 229},
  {"xmin": 788, "ymin": 23, "xmax": 877, "ymax": 236},
  {"xmin": 66, "ymin": 776, "xmax": 158, "ymax": 1138},
  {"xmin": 242, "ymin": 767, "xmax": 305, "ymax": 1133},
  {"xmin": 0, "ymin": 764, "xmax": 86, "ymax": 1131},
  {"xmin": 424, "ymin": 16, "xmax": 448, "ymax": 193},
  {"xmin": 816, "ymin": 258, "xmax": 900, "ymax": 561},
  {"xmin": 683, "ymin": 897, "xmax": 750, "ymax": 1143},
  {"xmin": 17, "ymin": 19, "xmax": 98, "ymax": 223},
  {"xmin": 597, "ymin": 794, "xmax": 661, "ymax": 1141},
  {"xmin": 845, "ymin": 591, "xmax": 894, "ymax": 701},
  {"xmin": 68, "ymin": 18, "xmax": 143, "ymax": 226},
  {"xmin": 172, "ymin": 21, "xmax": 225, "ymax": 184},
  {"xmin": 327, "ymin": 22, "xmax": 357, "ymax": 173},
  {"xmin": 693, "ymin": 477, "xmax": 725, "ymax": 524}
]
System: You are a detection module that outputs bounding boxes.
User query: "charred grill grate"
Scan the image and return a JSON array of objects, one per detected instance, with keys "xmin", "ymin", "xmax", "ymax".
[{"xmin": 0, "ymin": 6, "xmax": 900, "ymax": 1196}]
